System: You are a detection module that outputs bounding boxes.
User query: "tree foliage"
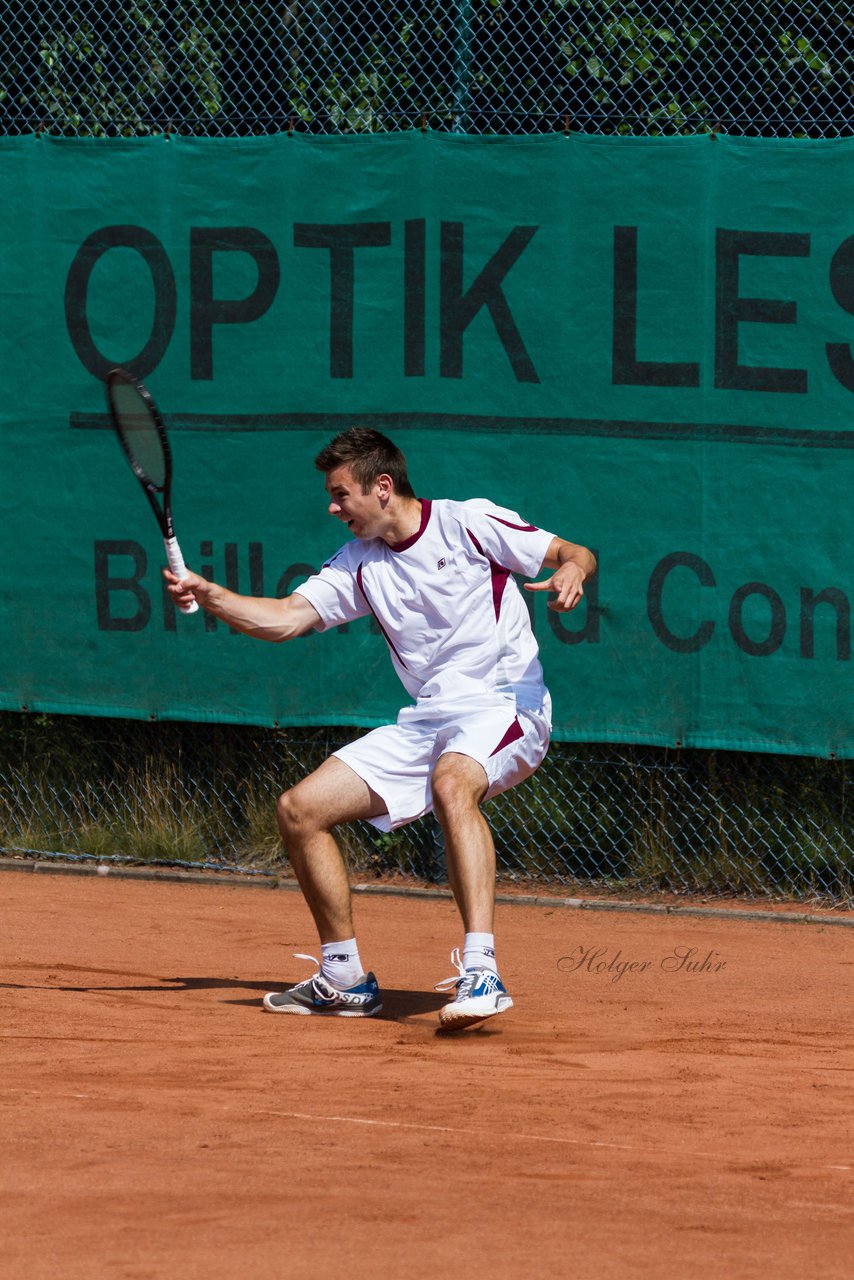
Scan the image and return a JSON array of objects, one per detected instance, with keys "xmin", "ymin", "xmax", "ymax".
[{"xmin": 0, "ymin": 2, "xmax": 850, "ymax": 138}]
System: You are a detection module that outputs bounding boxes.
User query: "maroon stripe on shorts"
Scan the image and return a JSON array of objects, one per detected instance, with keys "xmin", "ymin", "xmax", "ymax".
[{"xmin": 489, "ymin": 716, "xmax": 524, "ymax": 757}]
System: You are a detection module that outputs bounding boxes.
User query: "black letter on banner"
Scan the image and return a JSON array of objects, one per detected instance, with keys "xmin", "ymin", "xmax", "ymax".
[
  {"xmin": 826, "ymin": 236, "xmax": 854, "ymax": 392},
  {"xmin": 294, "ymin": 223, "xmax": 392, "ymax": 378},
  {"xmin": 249, "ymin": 543, "xmax": 265, "ymax": 596},
  {"xmin": 440, "ymin": 222, "xmax": 539, "ymax": 383},
  {"xmin": 274, "ymin": 563, "xmax": 317, "ymax": 599},
  {"xmin": 274, "ymin": 561, "xmax": 353, "ymax": 632},
  {"xmin": 404, "ymin": 219, "xmax": 427, "ymax": 377},
  {"xmin": 94, "ymin": 540, "xmax": 151, "ymax": 632},
  {"xmin": 612, "ymin": 227, "xmax": 700, "ymax": 387},
  {"xmin": 65, "ymin": 226, "xmax": 176, "ymax": 380},
  {"xmin": 714, "ymin": 230, "xmax": 810, "ymax": 393},
  {"xmin": 547, "ymin": 562, "xmax": 601, "ymax": 645},
  {"xmin": 728, "ymin": 582, "xmax": 786, "ymax": 656},
  {"xmin": 800, "ymin": 587, "xmax": 851, "ymax": 661},
  {"xmin": 647, "ymin": 552, "xmax": 715, "ymax": 653},
  {"xmin": 190, "ymin": 228, "xmax": 280, "ymax": 380}
]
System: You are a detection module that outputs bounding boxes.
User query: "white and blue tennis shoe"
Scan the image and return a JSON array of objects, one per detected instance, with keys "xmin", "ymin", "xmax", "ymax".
[{"xmin": 436, "ymin": 947, "xmax": 514, "ymax": 1030}]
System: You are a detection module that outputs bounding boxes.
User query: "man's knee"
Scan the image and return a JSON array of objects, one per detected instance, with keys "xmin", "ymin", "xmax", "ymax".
[
  {"xmin": 431, "ymin": 754, "xmax": 488, "ymax": 814},
  {"xmin": 276, "ymin": 786, "xmax": 315, "ymax": 841}
]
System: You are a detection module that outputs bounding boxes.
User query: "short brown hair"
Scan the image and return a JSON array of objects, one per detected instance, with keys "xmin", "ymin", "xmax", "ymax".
[{"xmin": 314, "ymin": 427, "xmax": 415, "ymax": 498}]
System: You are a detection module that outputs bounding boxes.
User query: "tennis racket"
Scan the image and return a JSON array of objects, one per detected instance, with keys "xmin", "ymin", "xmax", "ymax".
[{"xmin": 105, "ymin": 368, "xmax": 199, "ymax": 614}]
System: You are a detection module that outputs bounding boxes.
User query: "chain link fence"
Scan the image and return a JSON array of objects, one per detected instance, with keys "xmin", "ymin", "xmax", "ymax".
[
  {"xmin": 0, "ymin": 2, "xmax": 851, "ymax": 139},
  {"xmin": 0, "ymin": 716, "xmax": 850, "ymax": 902},
  {"xmin": 1, "ymin": 7, "xmax": 851, "ymax": 898}
]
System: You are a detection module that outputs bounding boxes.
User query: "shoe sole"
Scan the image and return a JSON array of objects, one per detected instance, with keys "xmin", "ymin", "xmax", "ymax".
[
  {"xmin": 262, "ymin": 994, "xmax": 382, "ymax": 1016},
  {"xmin": 438, "ymin": 995, "xmax": 513, "ymax": 1031}
]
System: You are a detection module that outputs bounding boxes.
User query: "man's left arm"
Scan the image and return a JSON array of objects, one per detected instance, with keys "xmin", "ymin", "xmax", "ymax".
[{"xmin": 524, "ymin": 537, "xmax": 597, "ymax": 612}]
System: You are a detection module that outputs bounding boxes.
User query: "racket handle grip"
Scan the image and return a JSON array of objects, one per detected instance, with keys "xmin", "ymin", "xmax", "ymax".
[{"xmin": 164, "ymin": 537, "xmax": 200, "ymax": 615}]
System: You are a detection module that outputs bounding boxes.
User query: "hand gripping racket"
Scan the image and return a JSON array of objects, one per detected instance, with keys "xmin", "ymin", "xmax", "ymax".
[{"xmin": 105, "ymin": 368, "xmax": 199, "ymax": 614}]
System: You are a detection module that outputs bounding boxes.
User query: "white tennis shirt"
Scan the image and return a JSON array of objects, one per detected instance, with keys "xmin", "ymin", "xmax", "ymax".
[{"xmin": 294, "ymin": 498, "xmax": 555, "ymax": 715}]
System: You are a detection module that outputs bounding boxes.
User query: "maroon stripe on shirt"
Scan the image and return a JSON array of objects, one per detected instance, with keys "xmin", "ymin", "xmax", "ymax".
[
  {"xmin": 486, "ymin": 513, "xmax": 538, "ymax": 532},
  {"xmin": 466, "ymin": 528, "xmax": 510, "ymax": 622},
  {"xmin": 489, "ymin": 716, "xmax": 524, "ymax": 757},
  {"xmin": 356, "ymin": 564, "xmax": 409, "ymax": 669},
  {"xmin": 391, "ymin": 498, "xmax": 432, "ymax": 552}
]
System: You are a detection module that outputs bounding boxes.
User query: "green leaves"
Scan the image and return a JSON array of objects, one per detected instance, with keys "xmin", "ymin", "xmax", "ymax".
[{"xmin": 1, "ymin": 1, "xmax": 849, "ymax": 137}]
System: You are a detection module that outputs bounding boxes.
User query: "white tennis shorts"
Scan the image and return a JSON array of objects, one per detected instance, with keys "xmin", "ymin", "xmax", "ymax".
[{"xmin": 333, "ymin": 696, "xmax": 551, "ymax": 833}]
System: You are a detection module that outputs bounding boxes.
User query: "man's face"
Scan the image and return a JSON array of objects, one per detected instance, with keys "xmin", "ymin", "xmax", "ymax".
[{"xmin": 325, "ymin": 464, "xmax": 384, "ymax": 539}]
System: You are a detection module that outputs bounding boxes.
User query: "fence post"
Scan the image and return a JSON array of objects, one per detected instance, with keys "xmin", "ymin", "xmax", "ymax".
[{"xmin": 452, "ymin": 0, "xmax": 474, "ymax": 134}]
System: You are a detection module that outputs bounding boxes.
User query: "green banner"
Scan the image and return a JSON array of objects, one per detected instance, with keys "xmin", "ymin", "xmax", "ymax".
[{"xmin": 0, "ymin": 132, "xmax": 851, "ymax": 756}]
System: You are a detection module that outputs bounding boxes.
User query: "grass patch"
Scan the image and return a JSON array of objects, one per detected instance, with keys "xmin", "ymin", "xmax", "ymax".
[{"xmin": 0, "ymin": 713, "xmax": 849, "ymax": 902}]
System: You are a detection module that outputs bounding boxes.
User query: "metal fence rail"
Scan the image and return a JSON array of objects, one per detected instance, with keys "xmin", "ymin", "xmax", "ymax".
[
  {"xmin": 0, "ymin": 717, "xmax": 850, "ymax": 902},
  {"xmin": 1, "ymin": 2, "xmax": 851, "ymax": 139}
]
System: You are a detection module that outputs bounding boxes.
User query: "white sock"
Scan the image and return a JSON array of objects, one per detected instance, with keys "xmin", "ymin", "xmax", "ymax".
[
  {"xmin": 463, "ymin": 932, "xmax": 498, "ymax": 975},
  {"xmin": 321, "ymin": 939, "xmax": 364, "ymax": 988}
]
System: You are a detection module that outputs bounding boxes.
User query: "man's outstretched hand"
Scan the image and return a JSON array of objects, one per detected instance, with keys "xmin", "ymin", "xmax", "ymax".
[{"xmin": 524, "ymin": 560, "xmax": 588, "ymax": 612}]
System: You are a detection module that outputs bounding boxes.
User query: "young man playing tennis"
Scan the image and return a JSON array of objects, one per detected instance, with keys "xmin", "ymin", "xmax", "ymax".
[{"xmin": 166, "ymin": 428, "xmax": 596, "ymax": 1030}]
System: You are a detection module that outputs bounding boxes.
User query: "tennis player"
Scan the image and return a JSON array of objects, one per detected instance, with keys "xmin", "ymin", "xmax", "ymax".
[{"xmin": 165, "ymin": 428, "xmax": 596, "ymax": 1030}]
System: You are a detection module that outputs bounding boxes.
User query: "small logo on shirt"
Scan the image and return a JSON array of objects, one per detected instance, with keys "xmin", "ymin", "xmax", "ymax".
[{"xmin": 437, "ymin": 557, "xmax": 447, "ymax": 570}]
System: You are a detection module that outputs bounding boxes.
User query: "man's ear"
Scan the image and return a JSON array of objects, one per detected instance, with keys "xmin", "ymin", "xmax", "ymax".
[{"xmin": 375, "ymin": 473, "xmax": 394, "ymax": 501}]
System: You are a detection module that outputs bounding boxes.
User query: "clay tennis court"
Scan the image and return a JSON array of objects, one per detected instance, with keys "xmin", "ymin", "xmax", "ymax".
[{"xmin": 3, "ymin": 866, "xmax": 853, "ymax": 1279}]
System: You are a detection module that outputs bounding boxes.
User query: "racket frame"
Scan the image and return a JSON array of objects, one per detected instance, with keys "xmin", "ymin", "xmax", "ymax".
[
  {"xmin": 106, "ymin": 368, "xmax": 176, "ymax": 540},
  {"xmin": 105, "ymin": 368, "xmax": 198, "ymax": 614}
]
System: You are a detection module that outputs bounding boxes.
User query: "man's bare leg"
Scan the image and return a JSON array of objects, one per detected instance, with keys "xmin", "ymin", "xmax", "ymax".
[
  {"xmin": 430, "ymin": 752, "xmax": 494, "ymax": 933},
  {"xmin": 276, "ymin": 755, "xmax": 388, "ymax": 943},
  {"xmin": 264, "ymin": 757, "xmax": 389, "ymax": 1014},
  {"xmin": 430, "ymin": 752, "xmax": 514, "ymax": 1029}
]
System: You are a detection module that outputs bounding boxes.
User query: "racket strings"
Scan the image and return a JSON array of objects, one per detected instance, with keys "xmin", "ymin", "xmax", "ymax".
[{"xmin": 110, "ymin": 382, "xmax": 168, "ymax": 489}]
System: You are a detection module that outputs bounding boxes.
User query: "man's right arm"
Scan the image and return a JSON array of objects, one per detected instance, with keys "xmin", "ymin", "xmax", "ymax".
[{"xmin": 164, "ymin": 568, "xmax": 321, "ymax": 641}]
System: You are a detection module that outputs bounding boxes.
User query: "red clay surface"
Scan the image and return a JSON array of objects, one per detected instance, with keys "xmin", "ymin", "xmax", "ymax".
[{"xmin": 2, "ymin": 868, "xmax": 853, "ymax": 1279}]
